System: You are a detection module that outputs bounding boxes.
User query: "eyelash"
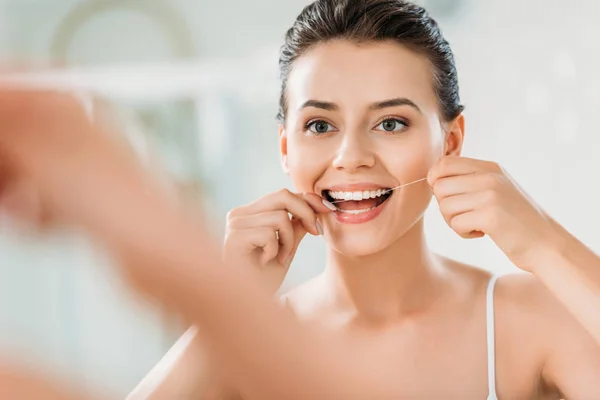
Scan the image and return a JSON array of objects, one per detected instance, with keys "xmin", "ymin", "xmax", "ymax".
[
  {"xmin": 373, "ymin": 117, "xmax": 410, "ymax": 134},
  {"xmin": 304, "ymin": 117, "xmax": 410, "ymax": 135},
  {"xmin": 304, "ymin": 119, "xmax": 336, "ymax": 135}
]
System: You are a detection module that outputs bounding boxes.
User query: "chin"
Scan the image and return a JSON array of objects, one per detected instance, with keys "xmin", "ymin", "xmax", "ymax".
[
  {"xmin": 321, "ymin": 208, "xmax": 427, "ymax": 258},
  {"xmin": 323, "ymin": 224, "xmax": 406, "ymax": 258}
]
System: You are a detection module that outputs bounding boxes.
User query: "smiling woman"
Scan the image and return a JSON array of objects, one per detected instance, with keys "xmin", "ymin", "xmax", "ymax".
[
  {"xmin": 280, "ymin": 38, "xmax": 451, "ymax": 256},
  {"xmin": 123, "ymin": 1, "xmax": 600, "ymax": 399}
]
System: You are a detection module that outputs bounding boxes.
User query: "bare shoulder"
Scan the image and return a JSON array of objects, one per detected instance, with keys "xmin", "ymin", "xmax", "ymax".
[
  {"xmin": 439, "ymin": 265, "xmax": 600, "ymax": 396},
  {"xmin": 491, "ymin": 272, "xmax": 580, "ymax": 346},
  {"xmin": 497, "ymin": 273, "xmax": 600, "ymax": 396},
  {"xmin": 440, "ymin": 260, "xmax": 582, "ymax": 356},
  {"xmin": 430, "ymin": 257, "xmax": 564, "ymax": 317},
  {"xmin": 495, "ymin": 272, "xmax": 573, "ymax": 325},
  {"xmin": 496, "ymin": 273, "xmax": 552, "ymax": 306}
]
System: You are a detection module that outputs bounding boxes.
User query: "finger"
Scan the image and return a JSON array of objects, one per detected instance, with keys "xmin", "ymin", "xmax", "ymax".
[
  {"xmin": 432, "ymin": 173, "xmax": 496, "ymax": 200},
  {"xmin": 226, "ymin": 227, "xmax": 280, "ymax": 266},
  {"xmin": 0, "ymin": 90, "xmax": 91, "ymax": 170},
  {"xmin": 438, "ymin": 192, "xmax": 495, "ymax": 233},
  {"xmin": 228, "ymin": 210, "xmax": 291, "ymax": 232},
  {"xmin": 0, "ymin": 88, "xmax": 83, "ymax": 122},
  {"xmin": 301, "ymin": 192, "xmax": 334, "ymax": 214},
  {"xmin": 447, "ymin": 210, "xmax": 486, "ymax": 239},
  {"xmin": 438, "ymin": 193, "xmax": 475, "ymax": 221},
  {"xmin": 255, "ymin": 228, "xmax": 281, "ymax": 266},
  {"xmin": 0, "ymin": 63, "xmax": 99, "ymax": 124},
  {"xmin": 0, "ymin": 366, "xmax": 100, "ymax": 400},
  {"xmin": 280, "ymin": 217, "xmax": 309, "ymax": 266},
  {"xmin": 232, "ymin": 189, "xmax": 321, "ymax": 236},
  {"xmin": 0, "ymin": 154, "xmax": 12, "ymax": 199},
  {"xmin": 0, "ymin": 181, "xmax": 43, "ymax": 225},
  {"xmin": 428, "ymin": 156, "xmax": 498, "ymax": 186},
  {"xmin": 228, "ymin": 211, "xmax": 295, "ymax": 264}
]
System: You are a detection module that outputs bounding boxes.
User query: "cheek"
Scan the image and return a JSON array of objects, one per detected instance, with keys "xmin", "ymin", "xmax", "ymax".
[
  {"xmin": 381, "ymin": 133, "xmax": 441, "ymax": 180},
  {"xmin": 286, "ymin": 135, "xmax": 330, "ymax": 192}
]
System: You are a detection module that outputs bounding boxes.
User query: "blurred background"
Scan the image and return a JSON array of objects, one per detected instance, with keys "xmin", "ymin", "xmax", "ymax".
[{"xmin": 0, "ymin": 0, "xmax": 599, "ymax": 396}]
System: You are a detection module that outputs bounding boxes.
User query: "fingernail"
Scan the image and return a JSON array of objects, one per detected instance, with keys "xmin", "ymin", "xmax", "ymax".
[
  {"xmin": 322, "ymin": 199, "xmax": 337, "ymax": 211},
  {"xmin": 316, "ymin": 221, "xmax": 324, "ymax": 236}
]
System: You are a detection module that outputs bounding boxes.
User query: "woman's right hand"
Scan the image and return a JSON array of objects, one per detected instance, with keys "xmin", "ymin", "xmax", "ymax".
[{"xmin": 224, "ymin": 189, "xmax": 333, "ymax": 293}]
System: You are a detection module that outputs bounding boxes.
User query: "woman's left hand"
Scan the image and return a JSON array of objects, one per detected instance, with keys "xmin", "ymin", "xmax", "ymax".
[{"xmin": 428, "ymin": 155, "xmax": 561, "ymax": 271}]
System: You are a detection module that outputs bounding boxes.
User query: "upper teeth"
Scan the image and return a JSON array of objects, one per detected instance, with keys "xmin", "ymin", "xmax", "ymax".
[{"xmin": 326, "ymin": 189, "xmax": 388, "ymax": 201}]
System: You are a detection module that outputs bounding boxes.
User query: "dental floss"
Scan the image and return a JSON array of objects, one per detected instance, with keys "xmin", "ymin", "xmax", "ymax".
[{"xmin": 329, "ymin": 177, "xmax": 428, "ymax": 204}]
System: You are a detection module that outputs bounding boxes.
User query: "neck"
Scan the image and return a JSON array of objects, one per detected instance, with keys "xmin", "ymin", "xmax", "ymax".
[{"xmin": 323, "ymin": 219, "xmax": 445, "ymax": 324}]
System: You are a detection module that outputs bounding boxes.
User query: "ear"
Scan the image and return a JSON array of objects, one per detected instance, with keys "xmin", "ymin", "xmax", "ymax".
[
  {"xmin": 279, "ymin": 124, "xmax": 290, "ymax": 174},
  {"xmin": 444, "ymin": 114, "xmax": 465, "ymax": 156}
]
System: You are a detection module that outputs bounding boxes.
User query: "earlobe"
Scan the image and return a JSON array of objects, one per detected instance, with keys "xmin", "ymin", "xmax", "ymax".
[
  {"xmin": 279, "ymin": 124, "xmax": 290, "ymax": 174},
  {"xmin": 444, "ymin": 114, "xmax": 465, "ymax": 157},
  {"xmin": 282, "ymin": 155, "xmax": 289, "ymax": 174}
]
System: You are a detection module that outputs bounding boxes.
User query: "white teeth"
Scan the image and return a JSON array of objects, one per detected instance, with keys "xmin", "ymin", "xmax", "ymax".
[
  {"xmin": 326, "ymin": 189, "xmax": 390, "ymax": 201},
  {"xmin": 338, "ymin": 206, "xmax": 377, "ymax": 214}
]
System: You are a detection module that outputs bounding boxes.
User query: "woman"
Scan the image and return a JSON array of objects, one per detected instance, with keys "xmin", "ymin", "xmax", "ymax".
[
  {"xmin": 0, "ymin": 1, "xmax": 599, "ymax": 399},
  {"xmin": 127, "ymin": 1, "xmax": 600, "ymax": 399}
]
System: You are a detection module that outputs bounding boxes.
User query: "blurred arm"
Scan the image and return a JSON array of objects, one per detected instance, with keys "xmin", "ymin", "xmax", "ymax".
[
  {"xmin": 127, "ymin": 326, "xmax": 240, "ymax": 400},
  {"xmin": 95, "ymin": 183, "xmax": 399, "ymax": 400}
]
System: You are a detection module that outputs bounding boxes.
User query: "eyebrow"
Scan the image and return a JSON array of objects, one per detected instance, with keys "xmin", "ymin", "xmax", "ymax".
[
  {"xmin": 298, "ymin": 100, "xmax": 339, "ymax": 112},
  {"xmin": 369, "ymin": 97, "xmax": 422, "ymax": 113},
  {"xmin": 298, "ymin": 97, "xmax": 422, "ymax": 114}
]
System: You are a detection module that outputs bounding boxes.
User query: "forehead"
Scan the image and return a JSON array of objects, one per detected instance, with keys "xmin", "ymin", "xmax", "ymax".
[{"xmin": 286, "ymin": 40, "xmax": 437, "ymax": 113}]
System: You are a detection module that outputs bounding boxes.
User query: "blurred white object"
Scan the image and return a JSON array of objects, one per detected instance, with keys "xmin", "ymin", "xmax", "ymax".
[{"xmin": 0, "ymin": 52, "xmax": 280, "ymax": 103}]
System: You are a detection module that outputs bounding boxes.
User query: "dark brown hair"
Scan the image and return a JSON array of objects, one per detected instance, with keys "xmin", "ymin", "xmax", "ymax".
[{"xmin": 277, "ymin": 0, "xmax": 464, "ymax": 123}]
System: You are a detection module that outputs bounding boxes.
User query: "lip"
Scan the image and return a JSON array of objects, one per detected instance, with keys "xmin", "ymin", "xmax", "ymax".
[{"xmin": 320, "ymin": 182, "xmax": 394, "ymax": 225}]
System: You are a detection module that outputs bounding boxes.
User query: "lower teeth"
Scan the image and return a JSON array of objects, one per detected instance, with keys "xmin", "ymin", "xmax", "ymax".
[{"xmin": 337, "ymin": 206, "xmax": 377, "ymax": 215}]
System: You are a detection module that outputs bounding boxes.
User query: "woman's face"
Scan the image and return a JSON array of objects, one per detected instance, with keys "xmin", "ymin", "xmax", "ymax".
[{"xmin": 280, "ymin": 40, "xmax": 464, "ymax": 256}]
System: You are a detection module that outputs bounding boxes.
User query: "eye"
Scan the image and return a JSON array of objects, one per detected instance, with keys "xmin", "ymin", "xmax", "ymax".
[
  {"xmin": 374, "ymin": 118, "xmax": 409, "ymax": 133},
  {"xmin": 306, "ymin": 120, "xmax": 336, "ymax": 135}
]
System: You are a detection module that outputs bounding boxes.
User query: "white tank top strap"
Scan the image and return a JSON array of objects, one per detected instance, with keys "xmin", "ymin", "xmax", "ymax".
[{"xmin": 486, "ymin": 275, "xmax": 499, "ymax": 400}]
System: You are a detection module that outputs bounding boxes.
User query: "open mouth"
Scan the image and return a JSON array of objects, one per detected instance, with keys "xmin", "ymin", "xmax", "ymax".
[{"xmin": 322, "ymin": 188, "xmax": 393, "ymax": 214}]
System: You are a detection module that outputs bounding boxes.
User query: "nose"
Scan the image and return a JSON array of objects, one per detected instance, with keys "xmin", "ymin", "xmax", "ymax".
[{"xmin": 332, "ymin": 129, "xmax": 376, "ymax": 172}]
